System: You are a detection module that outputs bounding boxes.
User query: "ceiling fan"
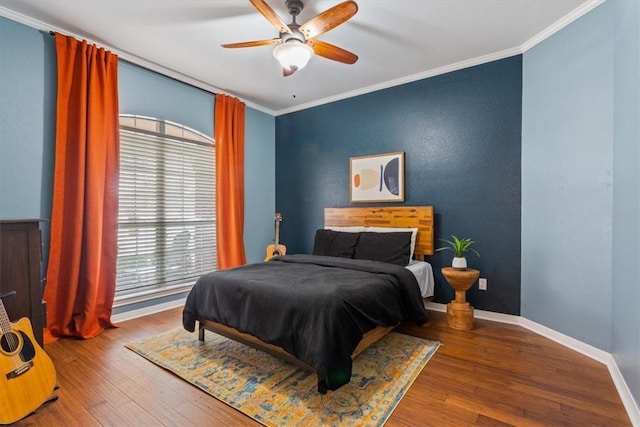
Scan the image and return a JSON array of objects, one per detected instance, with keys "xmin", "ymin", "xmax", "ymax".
[{"xmin": 222, "ymin": 0, "xmax": 358, "ymax": 76}]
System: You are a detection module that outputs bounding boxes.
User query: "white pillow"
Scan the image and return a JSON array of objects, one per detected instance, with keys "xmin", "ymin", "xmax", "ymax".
[
  {"xmin": 325, "ymin": 226, "xmax": 366, "ymax": 232},
  {"xmin": 362, "ymin": 226, "xmax": 418, "ymax": 264}
]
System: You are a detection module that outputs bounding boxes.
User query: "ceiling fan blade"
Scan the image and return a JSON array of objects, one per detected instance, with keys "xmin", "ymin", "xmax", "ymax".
[
  {"xmin": 308, "ymin": 40, "xmax": 358, "ymax": 64},
  {"xmin": 299, "ymin": 1, "xmax": 358, "ymax": 39},
  {"xmin": 222, "ymin": 38, "xmax": 281, "ymax": 48},
  {"xmin": 249, "ymin": 0, "xmax": 292, "ymax": 34}
]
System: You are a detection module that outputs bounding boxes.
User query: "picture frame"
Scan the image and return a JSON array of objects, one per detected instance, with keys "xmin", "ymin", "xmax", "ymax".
[{"xmin": 350, "ymin": 151, "xmax": 405, "ymax": 203}]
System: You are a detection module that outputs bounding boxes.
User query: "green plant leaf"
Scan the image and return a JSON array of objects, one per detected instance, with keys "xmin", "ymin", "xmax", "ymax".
[{"xmin": 436, "ymin": 234, "xmax": 479, "ymax": 257}]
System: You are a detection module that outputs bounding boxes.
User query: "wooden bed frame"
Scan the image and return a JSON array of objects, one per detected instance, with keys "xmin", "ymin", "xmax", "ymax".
[
  {"xmin": 198, "ymin": 206, "xmax": 435, "ymax": 371},
  {"xmin": 324, "ymin": 206, "xmax": 434, "ymax": 260}
]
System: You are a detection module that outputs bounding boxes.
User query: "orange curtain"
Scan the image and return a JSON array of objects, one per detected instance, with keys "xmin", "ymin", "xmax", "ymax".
[
  {"xmin": 44, "ymin": 34, "xmax": 120, "ymax": 342},
  {"xmin": 215, "ymin": 94, "xmax": 247, "ymax": 269}
]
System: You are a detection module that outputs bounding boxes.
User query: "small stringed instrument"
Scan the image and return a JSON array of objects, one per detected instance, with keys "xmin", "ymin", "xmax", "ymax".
[
  {"xmin": 264, "ymin": 213, "xmax": 286, "ymax": 261},
  {"xmin": 0, "ymin": 293, "xmax": 57, "ymax": 425}
]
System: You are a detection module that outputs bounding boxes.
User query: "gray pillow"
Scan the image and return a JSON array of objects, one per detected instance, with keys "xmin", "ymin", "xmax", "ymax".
[
  {"xmin": 312, "ymin": 229, "xmax": 360, "ymax": 258},
  {"xmin": 353, "ymin": 232, "xmax": 412, "ymax": 266}
]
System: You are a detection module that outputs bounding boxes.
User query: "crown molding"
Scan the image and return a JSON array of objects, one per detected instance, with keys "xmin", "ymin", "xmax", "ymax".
[
  {"xmin": 275, "ymin": 46, "xmax": 522, "ymax": 116},
  {"xmin": 1, "ymin": 1, "xmax": 609, "ymax": 118},
  {"xmin": 0, "ymin": 6, "xmax": 276, "ymax": 116},
  {"xmin": 276, "ymin": 0, "xmax": 606, "ymax": 116},
  {"xmin": 520, "ymin": 0, "xmax": 605, "ymax": 52}
]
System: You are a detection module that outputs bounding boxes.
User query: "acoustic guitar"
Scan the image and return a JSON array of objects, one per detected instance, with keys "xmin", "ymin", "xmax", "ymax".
[
  {"xmin": 0, "ymin": 293, "xmax": 57, "ymax": 425},
  {"xmin": 264, "ymin": 213, "xmax": 286, "ymax": 261}
]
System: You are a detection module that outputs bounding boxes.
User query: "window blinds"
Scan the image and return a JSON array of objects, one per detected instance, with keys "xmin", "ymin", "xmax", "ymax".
[{"xmin": 116, "ymin": 124, "xmax": 216, "ymax": 298}]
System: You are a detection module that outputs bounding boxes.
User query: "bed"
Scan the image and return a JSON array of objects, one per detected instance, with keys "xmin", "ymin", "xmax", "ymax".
[{"xmin": 183, "ymin": 206, "xmax": 434, "ymax": 393}]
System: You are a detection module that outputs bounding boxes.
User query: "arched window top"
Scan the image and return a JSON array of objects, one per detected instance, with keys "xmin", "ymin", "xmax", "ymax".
[
  {"xmin": 116, "ymin": 114, "xmax": 216, "ymax": 302},
  {"xmin": 119, "ymin": 114, "xmax": 213, "ymax": 145}
]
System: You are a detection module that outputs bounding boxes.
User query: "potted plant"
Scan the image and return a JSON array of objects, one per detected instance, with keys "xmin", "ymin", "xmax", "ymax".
[{"xmin": 436, "ymin": 235, "xmax": 480, "ymax": 270}]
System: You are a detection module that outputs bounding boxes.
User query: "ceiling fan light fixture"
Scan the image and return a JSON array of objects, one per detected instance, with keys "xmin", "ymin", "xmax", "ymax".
[{"xmin": 273, "ymin": 41, "xmax": 314, "ymax": 72}]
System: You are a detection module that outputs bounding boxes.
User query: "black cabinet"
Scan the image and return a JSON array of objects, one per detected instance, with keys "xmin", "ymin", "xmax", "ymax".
[{"xmin": 0, "ymin": 220, "xmax": 46, "ymax": 346}]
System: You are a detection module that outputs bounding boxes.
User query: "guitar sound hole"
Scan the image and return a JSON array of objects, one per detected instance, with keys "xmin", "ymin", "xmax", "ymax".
[{"xmin": 0, "ymin": 331, "xmax": 21, "ymax": 353}]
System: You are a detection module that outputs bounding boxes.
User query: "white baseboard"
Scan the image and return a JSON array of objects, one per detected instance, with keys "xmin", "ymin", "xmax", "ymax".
[
  {"xmin": 518, "ymin": 317, "xmax": 611, "ymax": 364},
  {"xmin": 607, "ymin": 355, "xmax": 640, "ymax": 427},
  {"xmin": 426, "ymin": 302, "xmax": 521, "ymax": 325},
  {"xmin": 426, "ymin": 301, "xmax": 640, "ymax": 426},
  {"xmin": 111, "ymin": 297, "xmax": 186, "ymax": 324}
]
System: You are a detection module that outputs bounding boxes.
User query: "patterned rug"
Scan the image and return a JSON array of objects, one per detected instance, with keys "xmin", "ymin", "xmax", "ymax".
[{"xmin": 125, "ymin": 327, "xmax": 439, "ymax": 426}]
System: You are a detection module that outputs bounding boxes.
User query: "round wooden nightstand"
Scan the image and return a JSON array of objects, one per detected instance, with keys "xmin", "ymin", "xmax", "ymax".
[{"xmin": 441, "ymin": 267, "xmax": 480, "ymax": 330}]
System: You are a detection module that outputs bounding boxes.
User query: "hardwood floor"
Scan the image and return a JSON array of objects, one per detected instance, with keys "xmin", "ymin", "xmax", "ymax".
[{"xmin": 14, "ymin": 308, "xmax": 630, "ymax": 426}]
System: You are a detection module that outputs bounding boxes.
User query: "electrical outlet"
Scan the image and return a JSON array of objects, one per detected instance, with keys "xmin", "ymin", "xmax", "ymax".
[{"xmin": 479, "ymin": 278, "xmax": 487, "ymax": 291}]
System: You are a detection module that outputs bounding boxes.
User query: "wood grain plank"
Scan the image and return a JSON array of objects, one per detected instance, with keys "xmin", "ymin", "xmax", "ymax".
[
  {"xmin": 12, "ymin": 308, "xmax": 631, "ymax": 426},
  {"xmin": 324, "ymin": 206, "xmax": 434, "ymax": 256}
]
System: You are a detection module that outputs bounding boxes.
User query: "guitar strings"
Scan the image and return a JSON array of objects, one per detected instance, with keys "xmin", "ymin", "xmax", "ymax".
[{"xmin": 0, "ymin": 305, "xmax": 21, "ymax": 353}]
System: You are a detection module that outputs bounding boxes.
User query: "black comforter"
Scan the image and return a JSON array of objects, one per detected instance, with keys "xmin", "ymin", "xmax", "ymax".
[{"xmin": 183, "ymin": 254, "xmax": 428, "ymax": 392}]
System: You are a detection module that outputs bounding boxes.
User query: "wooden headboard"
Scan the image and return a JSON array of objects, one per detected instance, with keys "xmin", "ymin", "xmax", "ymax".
[{"xmin": 324, "ymin": 206, "xmax": 434, "ymax": 260}]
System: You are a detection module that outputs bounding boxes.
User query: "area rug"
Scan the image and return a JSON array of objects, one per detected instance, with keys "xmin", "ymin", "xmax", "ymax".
[{"xmin": 125, "ymin": 328, "xmax": 439, "ymax": 426}]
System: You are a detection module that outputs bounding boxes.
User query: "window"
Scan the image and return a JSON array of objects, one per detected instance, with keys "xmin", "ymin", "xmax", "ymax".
[{"xmin": 115, "ymin": 115, "xmax": 216, "ymax": 303}]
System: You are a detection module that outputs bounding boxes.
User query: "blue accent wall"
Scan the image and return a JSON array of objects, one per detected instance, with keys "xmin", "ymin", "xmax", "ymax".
[{"xmin": 276, "ymin": 56, "xmax": 522, "ymax": 315}]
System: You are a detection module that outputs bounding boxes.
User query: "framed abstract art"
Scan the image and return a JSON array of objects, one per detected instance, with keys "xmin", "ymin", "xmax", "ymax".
[{"xmin": 349, "ymin": 152, "xmax": 405, "ymax": 202}]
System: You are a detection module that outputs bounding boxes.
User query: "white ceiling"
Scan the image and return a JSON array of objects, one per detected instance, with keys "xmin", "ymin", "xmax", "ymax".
[{"xmin": 1, "ymin": 0, "xmax": 599, "ymax": 115}]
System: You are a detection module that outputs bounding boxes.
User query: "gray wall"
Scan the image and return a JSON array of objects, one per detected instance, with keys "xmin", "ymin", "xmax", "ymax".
[
  {"xmin": 522, "ymin": 0, "xmax": 639, "ymax": 406},
  {"xmin": 0, "ymin": 17, "xmax": 56, "ymax": 270},
  {"xmin": 612, "ymin": 0, "xmax": 640, "ymax": 409},
  {"xmin": 244, "ymin": 107, "xmax": 276, "ymax": 264},
  {"xmin": 0, "ymin": 18, "xmax": 55, "ymax": 220},
  {"xmin": 522, "ymin": 0, "xmax": 614, "ymax": 351}
]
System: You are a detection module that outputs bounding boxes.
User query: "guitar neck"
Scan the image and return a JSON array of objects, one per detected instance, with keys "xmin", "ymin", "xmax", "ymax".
[
  {"xmin": 274, "ymin": 221, "xmax": 280, "ymax": 247},
  {"xmin": 0, "ymin": 300, "xmax": 12, "ymax": 335}
]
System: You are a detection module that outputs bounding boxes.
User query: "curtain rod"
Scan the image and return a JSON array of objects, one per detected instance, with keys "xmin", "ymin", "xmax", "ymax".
[{"xmin": 42, "ymin": 31, "xmax": 269, "ymax": 114}]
